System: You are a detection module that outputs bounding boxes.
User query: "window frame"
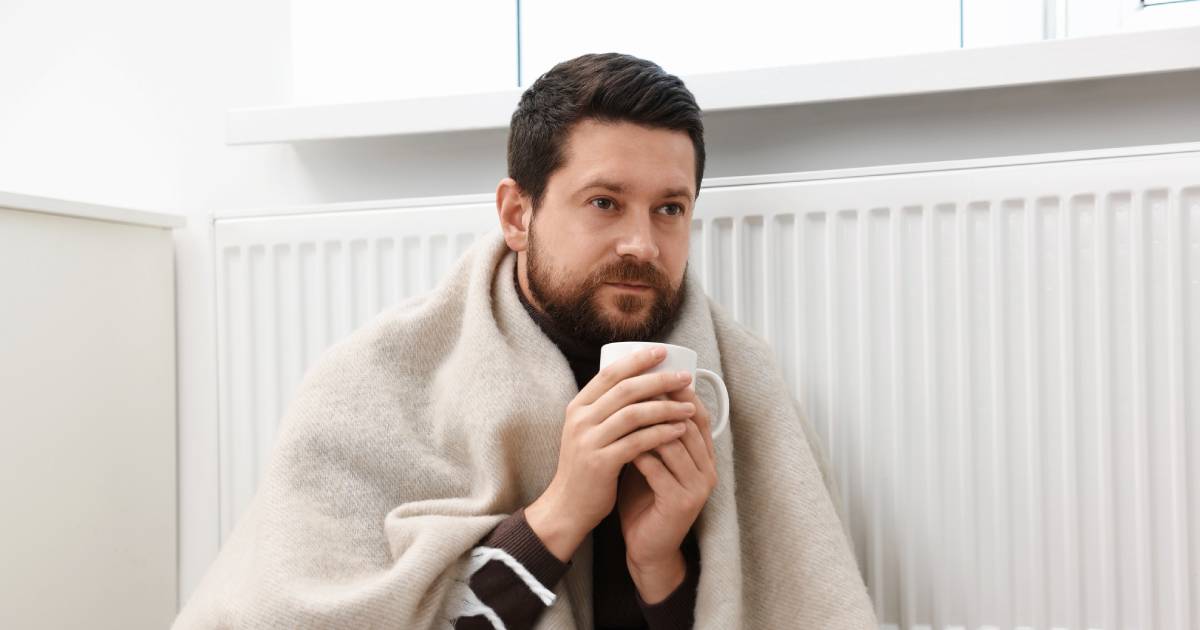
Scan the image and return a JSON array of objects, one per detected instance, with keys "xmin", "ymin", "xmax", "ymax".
[{"xmin": 1069, "ymin": 0, "xmax": 1200, "ymax": 36}]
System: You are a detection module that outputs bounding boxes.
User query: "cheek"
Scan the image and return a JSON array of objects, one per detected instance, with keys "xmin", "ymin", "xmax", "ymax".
[
  {"xmin": 573, "ymin": 247, "xmax": 614, "ymax": 279},
  {"xmin": 540, "ymin": 247, "xmax": 602, "ymax": 289},
  {"xmin": 663, "ymin": 246, "xmax": 689, "ymax": 283}
]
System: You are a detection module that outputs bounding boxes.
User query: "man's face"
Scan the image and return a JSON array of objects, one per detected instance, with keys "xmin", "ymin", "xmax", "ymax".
[{"xmin": 523, "ymin": 118, "xmax": 695, "ymax": 346}]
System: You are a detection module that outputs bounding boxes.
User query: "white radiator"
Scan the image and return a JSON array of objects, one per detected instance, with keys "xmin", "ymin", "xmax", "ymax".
[{"xmin": 213, "ymin": 145, "xmax": 1200, "ymax": 630}]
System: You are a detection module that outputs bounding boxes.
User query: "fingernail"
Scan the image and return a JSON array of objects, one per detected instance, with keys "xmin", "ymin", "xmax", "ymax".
[
  {"xmin": 652, "ymin": 347, "xmax": 666, "ymax": 358},
  {"xmin": 677, "ymin": 371, "xmax": 691, "ymax": 381}
]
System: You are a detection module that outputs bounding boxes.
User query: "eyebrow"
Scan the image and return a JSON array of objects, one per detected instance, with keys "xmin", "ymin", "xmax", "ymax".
[{"xmin": 577, "ymin": 178, "xmax": 693, "ymax": 200}]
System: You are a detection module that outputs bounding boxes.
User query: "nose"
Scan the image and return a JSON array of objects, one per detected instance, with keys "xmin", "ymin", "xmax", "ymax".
[{"xmin": 613, "ymin": 211, "xmax": 659, "ymax": 261}]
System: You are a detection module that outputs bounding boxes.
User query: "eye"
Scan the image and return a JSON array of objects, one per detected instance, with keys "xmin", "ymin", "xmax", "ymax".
[
  {"xmin": 658, "ymin": 204, "xmax": 685, "ymax": 217},
  {"xmin": 590, "ymin": 197, "xmax": 615, "ymax": 211}
]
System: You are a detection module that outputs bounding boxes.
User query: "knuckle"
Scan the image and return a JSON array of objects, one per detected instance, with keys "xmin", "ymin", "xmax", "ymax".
[
  {"xmin": 599, "ymin": 364, "xmax": 619, "ymax": 380},
  {"xmin": 613, "ymin": 406, "xmax": 636, "ymax": 427}
]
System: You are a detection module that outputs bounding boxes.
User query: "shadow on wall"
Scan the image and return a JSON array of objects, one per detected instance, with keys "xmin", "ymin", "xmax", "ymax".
[{"xmin": 291, "ymin": 127, "xmax": 510, "ymax": 204}]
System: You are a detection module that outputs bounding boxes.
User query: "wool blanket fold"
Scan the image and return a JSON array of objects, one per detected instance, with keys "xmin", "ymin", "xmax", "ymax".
[{"xmin": 172, "ymin": 227, "xmax": 878, "ymax": 629}]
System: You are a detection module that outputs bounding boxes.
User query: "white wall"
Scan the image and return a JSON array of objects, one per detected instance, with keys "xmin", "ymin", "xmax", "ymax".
[{"xmin": 2, "ymin": 0, "xmax": 1199, "ymax": 610}]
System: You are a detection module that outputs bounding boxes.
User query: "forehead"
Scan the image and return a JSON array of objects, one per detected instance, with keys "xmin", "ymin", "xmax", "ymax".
[{"xmin": 554, "ymin": 118, "xmax": 696, "ymax": 199}]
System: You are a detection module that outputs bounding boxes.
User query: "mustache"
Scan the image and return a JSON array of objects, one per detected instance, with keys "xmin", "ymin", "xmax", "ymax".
[{"xmin": 593, "ymin": 260, "xmax": 670, "ymax": 289}]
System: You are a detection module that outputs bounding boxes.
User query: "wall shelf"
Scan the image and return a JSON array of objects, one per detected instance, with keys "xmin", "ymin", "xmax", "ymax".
[{"xmin": 227, "ymin": 25, "xmax": 1200, "ymax": 146}]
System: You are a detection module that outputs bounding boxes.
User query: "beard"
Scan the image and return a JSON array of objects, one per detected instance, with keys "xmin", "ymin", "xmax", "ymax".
[{"xmin": 525, "ymin": 226, "xmax": 686, "ymax": 346}]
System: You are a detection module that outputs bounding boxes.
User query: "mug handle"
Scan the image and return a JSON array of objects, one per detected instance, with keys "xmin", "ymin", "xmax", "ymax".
[{"xmin": 694, "ymin": 368, "xmax": 730, "ymax": 439}]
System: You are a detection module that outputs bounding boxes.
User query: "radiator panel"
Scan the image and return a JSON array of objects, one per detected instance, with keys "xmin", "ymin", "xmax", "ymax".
[{"xmin": 214, "ymin": 150, "xmax": 1200, "ymax": 630}]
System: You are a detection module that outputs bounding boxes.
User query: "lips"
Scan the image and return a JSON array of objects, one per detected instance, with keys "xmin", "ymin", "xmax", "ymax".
[{"xmin": 607, "ymin": 282, "xmax": 652, "ymax": 291}]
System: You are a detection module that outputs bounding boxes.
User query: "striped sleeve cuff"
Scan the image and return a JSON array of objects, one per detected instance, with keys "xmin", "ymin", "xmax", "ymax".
[
  {"xmin": 479, "ymin": 506, "xmax": 571, "ymax": 590},
  {"xmin": 452, "ymin": 508, "xmax": 572, "ymax": 630}
]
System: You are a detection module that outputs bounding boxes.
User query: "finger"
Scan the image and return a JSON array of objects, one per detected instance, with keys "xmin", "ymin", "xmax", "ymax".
[
  {"xmin": 668, "ymin": 385, "xmax": 713, "ymax": 457},
  {"xmin": 656, "ymin": 438, "xmax": 702, "ymax": 487},
  {"xmin": 594, "ymin": 399, "xmax": 696, "ymax": 447},
  {"xmin": 575, "ymin": 346, "xmax": 669, "ymax": 407},
  {"xmin": 631, "ymin": 451, "xmax": 685, "ymax": 497},
  {"xmin": 587, "ymin": 370, "xmax": 693, "ymax": 425},
  {"xmin": 604, "ymin": 421, "xmax": 687, "ymax": 466},
  {"xmin": 677, "ymin": 418, "xmax": 715, "ymax": 481}
]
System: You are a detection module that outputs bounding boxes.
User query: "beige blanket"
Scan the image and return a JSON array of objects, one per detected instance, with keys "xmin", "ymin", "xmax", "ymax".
[{"xmin": 172, "ymin": 227, "xmax": 878, "ymax": 629}]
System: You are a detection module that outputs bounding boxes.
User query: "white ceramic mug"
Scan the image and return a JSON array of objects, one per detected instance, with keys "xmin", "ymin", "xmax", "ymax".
[{"xmin": 598, "ymin": 341, "xmax": 730, "ymax": 439}]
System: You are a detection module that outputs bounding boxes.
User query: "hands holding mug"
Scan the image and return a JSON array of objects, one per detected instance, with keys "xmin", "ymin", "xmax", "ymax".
[{"xmin": 525, "ymin": 342, "xmax": 728, "ymax": 602}]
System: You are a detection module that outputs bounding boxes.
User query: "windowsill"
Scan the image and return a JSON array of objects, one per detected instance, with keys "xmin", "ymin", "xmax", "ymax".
[{"xmin": 226, "ymin": 25, "xmax": 1200, "ymax": 146}]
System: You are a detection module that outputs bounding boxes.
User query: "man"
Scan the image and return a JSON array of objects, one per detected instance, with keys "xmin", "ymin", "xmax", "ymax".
[
  {"xmin": 172, "ymin": 53, "xmax": 876, "ymax": 630},
  {"xmin": 455, "ymin": 53, "xmax": 713, "ymax": 629}
]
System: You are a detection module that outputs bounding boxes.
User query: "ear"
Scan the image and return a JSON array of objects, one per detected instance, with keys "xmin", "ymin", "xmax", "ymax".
[{"xmin": 496, "ymin": 177, "xmax": 532, "ymax": 252}]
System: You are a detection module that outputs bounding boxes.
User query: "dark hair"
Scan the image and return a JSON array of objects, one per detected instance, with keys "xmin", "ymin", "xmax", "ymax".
[{"xmin": 507, "ymin": 52, "xmax": 705, "ymax": 211}]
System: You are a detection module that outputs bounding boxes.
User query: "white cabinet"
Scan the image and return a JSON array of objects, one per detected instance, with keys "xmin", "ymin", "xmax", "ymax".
[{"xmin": 0, "ymin": 193, "xmax": 183, "ymax": 630}]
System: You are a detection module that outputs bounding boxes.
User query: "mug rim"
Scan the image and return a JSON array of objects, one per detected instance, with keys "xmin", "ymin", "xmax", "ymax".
[
  {"xmin": 599, "ymin": 341, "xmax": 698, "ymax": 363},
  {"xmin": 600, "ymin": 340, "xmax": 695, "ymax": 353}
]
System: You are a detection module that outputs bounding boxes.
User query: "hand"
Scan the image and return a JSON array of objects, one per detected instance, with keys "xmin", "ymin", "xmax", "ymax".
[
  {"xmin": 618, "ymin": 382, "xmax": 717, "ymax": 596},
  {"xmin": 525, "ymin": 346, "xmax": 698, "ymax": 562}
]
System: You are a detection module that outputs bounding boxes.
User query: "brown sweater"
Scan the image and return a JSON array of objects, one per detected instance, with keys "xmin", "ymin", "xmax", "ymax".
[{"xmin": 451, "ymin": 268, "xmax": 700, "ymax": 630}]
